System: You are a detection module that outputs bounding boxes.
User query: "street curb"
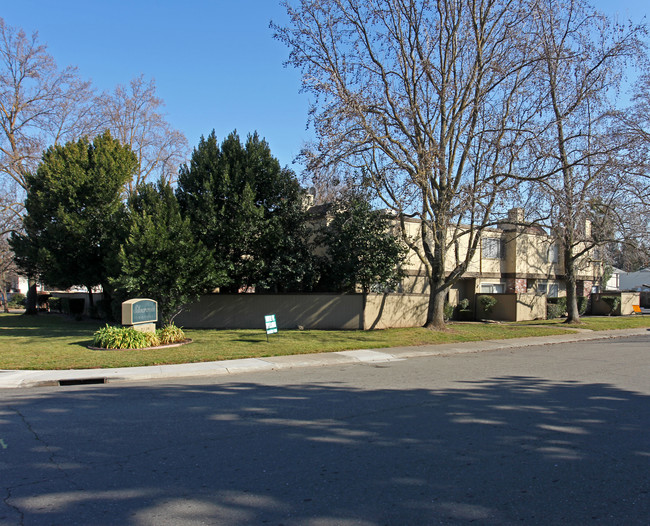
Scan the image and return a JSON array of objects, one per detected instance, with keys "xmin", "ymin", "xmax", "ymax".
[{"xmin": 0, "ymin": 327, "xmax": 647, "ymax": 389}]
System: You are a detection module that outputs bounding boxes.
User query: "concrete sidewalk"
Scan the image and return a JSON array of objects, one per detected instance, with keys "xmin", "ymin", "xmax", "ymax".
[{"xmin": 1, "ymin": 327, "xmax": 647, "ymax": 389}]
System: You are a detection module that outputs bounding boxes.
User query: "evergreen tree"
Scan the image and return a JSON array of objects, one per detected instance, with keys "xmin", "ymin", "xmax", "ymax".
[
  {"xmin": 319, "ymin": 196, "xmax": 407, "ymax": 293},
  {"xmin": 112, "ymin": 180, "xmax": 220, "ymax": 324},
  {"xmin": 176, "ymin": 130, "xmax": 316, "ymax": 293},
  {"xmin": 11, "ymin": 132, "xmax": 135, "ymax": 310}
]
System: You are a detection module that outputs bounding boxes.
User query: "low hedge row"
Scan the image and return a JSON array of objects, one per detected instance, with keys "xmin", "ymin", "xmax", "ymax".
[{"xmin": 546, "ymin": 296, "xmax": 589, "ymax": 319}]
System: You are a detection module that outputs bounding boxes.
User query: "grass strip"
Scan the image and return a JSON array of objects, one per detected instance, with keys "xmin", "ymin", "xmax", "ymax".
[
  {"xmin": 516, "ymin": 316, "xmax": 650, "ymax": 331},
  {"xmin": 1, "ymin": 312, "xmax": 648, "ymax": 370}
]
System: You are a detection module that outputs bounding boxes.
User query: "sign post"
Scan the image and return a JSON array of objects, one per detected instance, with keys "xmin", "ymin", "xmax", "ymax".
[
  {"xmin": 264, "ymin": 314, "xmax": 278, "ymax": 342},
  {"xmin": 122, "ymin": 298, "xmax": 158, "ymax": 333}
]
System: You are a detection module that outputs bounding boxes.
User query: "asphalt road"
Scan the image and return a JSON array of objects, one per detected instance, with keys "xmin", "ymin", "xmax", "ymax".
[{"xmin": 1, "ymin": 335, "xmax": 649, "ymax": 525}]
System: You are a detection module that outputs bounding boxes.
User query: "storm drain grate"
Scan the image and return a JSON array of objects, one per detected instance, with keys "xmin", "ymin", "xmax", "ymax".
[{"xmin": 58, "ymin": 377, "xmax": 107, "ymax": 386}]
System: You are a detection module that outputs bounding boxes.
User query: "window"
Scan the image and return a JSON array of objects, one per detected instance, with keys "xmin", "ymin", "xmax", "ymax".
[
  {"xmin": 483, "ymin": 237, "xmax": 504, "ymax": 259},
  {"xmin": 548, "ymin": 244, "xmax": 559, "ymax": 264},
  {"xmin": 537, "ymin": 281, "xmax": 559, "ymax": 297},
  {"xmin": 480, "ymin": 283, "xmax": 505, "ymax": 294},
  {"xmin": 370, "ymin": 281, "xmax": 403, "ymax": 294}
]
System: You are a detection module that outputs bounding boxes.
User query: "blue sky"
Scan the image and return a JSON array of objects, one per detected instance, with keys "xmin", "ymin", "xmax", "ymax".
[{"xmin": 3, "ymin": 0, "xmax": 648, "ymax": 173}]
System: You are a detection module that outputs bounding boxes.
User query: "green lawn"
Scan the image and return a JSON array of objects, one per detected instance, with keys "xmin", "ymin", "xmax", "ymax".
[
  {"xmin": 1, "ymin": 312, "xmax": 648, "ymax": 370},
  {"xmin": 517, "ymin": 316, "xmax": 650, "ymax": 331}
]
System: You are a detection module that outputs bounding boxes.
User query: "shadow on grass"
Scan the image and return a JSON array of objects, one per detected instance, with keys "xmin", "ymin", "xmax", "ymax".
[
  {"xmin": 233, "ymin": 336, "xmax": 272, "ymax": 343},
  {"xmin": 0, "ymin": 312, "xmax": 102, "ymax": 337},
  {"xmin": 67, "ymin": 339, "xmax": 97, "ymax": 348}
]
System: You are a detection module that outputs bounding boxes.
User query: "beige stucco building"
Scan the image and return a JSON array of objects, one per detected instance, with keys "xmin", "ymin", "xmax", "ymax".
[{"xmin": 396, "ymin": 208, "xmax": 603, "ymax": 318}]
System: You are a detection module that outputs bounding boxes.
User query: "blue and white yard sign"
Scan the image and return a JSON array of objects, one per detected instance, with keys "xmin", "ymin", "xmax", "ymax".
[{"xmin": 265, "ymin": 314, "xmax": 278, "ymax": 338}]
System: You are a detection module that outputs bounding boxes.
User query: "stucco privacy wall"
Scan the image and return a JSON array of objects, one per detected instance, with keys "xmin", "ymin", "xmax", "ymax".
[
  {"xmin": 175, "ymin": 293, "xmax": 433, "ymax": 330},
  {"xmin": 591, "ymin": 292, "xmax": 641, "ymax": 316},
  {"xmin": 363, "ymin": 293, "xmax": 429, "ymax": 329},
  {"xmin": 516, "ymin": 294, "xmax": 547, "ymax": 321},
  {"xmin": 175, "ymin": 292, "xmax": 547, "ymax": 330},
  {"xmin": 476, "ymin": 293, "xmax": 546, "ymax": 321},
  {"xmin": 174, "ymin": 294, "xmax": 365, "ymax": 330},
  {"xmin": 620, "ymin": 292, "xmax": 641, "ymax": 315}
]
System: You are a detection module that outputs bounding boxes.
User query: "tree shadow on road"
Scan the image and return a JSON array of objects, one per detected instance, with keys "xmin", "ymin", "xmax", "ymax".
[{"xmin": 2, "ymin": 374, "xmax": 649, "ymax": 525}]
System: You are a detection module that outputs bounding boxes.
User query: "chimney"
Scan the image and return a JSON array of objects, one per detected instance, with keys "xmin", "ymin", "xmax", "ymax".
[
  {"xmin": 508, "ymin": 208, "xmax": 524, "ymax": 224},
  {"xmin": 499, "ymin": 207, "xmax": 525, "ymax": 231},
  {"xmin": 302, "ymin": 187, "xmax": 316, "ymax": 209}
]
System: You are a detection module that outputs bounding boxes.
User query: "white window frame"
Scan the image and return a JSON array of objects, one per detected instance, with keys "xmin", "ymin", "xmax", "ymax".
[
  {"xmin": 548, "ymin": 244, "xmax": 559, "ymax": 264},
  {"xmin": 537, "ymin": 281, "xmax": 559, "ymax": 297},
  {"xmin": 480, "ymin": 283, "xmax": 505, "ymax": 294}
]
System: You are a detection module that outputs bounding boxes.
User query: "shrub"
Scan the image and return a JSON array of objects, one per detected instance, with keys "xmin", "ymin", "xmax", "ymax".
[
  {"xmin": 145, "ymin": 331, "xmax": 161, "ymax": 348},
  {"xmin": 92, "ymin": 324, "xmax": 186, "ymax": 349},
  {"xmin": 479, "ymin": 295, "xmax": 497, "ymax": 315},
  {"xmin": 443, "ymin": 302, "xmax": 454, "ymax": 321},
  {"xmin": 158, "ymin": 324, "xmax": 186, "ymax": 345},
  {"xmin": 577, "ymin": 296, "xmax": 589, "ymax": 316},
  {"xmin": 36, "ymin": 294, "xmax": 50, "ymax": 309},
  {"xmin": 8, "ymin": 293, "xmax": 26, "ymax": 308},
  {"xmin": 546, "ymin": 297, "xmax": 567, "ymax": 319},
  {"xmin": 546, "ymin": 302, "xmax": 563, "ymax": 319},
  {"xmin": 49, "ymin": 297, "xmax": 62, "ymax": 312},
  {"xmin": 601, "ymin": 296, "xmax": 621, "ymax": 316},
  {"xmin": 93, "ymin": 325, "xmax": 151, "ymax": 349},
  {"xmin": 459, "ymin": 298, "xmax": 471, "ymax": 311}
]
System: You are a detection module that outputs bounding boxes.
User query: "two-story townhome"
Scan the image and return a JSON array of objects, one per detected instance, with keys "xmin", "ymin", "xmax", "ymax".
[{"xmin": 396, "ymin": 207, "xmax": 603, "ymax": 319}]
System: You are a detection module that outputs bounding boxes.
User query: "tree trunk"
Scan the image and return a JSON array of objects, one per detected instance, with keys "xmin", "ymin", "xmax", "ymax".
[
  {"xmin": 25, "ymin": 279, "xmax": 38, "ymax": 315},
  {"xmin": 87, "ymin": 285, "xmax": 95, "ymax": 317},
  {"xmin": 564, "ymin": 251, "xmax": 580, "ymax": 324},
  {"xmin": 102, "ymin": 289, "xmax": 114, "ymax": 321},
  {"xmin": 0, "ymin": 271, "xmax": 7, "ymax": 312},
  {"xmin": 424, "ymin": 278, "xmax": 447, "ymax": 330},
  {"xmin": 422, "ymin": 221, "xmax": 449, "ymax": 330}
]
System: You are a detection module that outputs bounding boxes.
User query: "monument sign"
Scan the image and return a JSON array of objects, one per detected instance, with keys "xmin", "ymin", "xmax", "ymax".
[{"xmin": 122, "ymin": 298, "xmax": 158, "ymax": 333}]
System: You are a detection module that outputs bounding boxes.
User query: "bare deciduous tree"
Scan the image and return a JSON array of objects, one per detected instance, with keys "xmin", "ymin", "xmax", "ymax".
[
  {"xmin": 1, "ymin": 19, "xmax": 188, "ymax": 202},
  {"xmin": 96, "ymin": 75, "xmax": 189, "ymax": 193},
  {"xmin": 0, "ymin": 18, "xmax": 101, "ymax": 314},
  {"xmin": 523, "ymin": 0, "xmax": 646, "ymax": 323},
  {"xmin": 0, "ymin": 17, "xmax": 95, "ymax": 196},
  {"xmin": 275, "ymin": 0, "xmax": 541, "ymax": 328},
  {"xmin": 607, "ymin": 71, "xmax": 650, "ymax": 271},
  {"xmin": 0, "ymin": 193, "xmax": 20, "ymax": 311},
  {"xmin": 613, "ymin": 72, "xmax": 650, "ymax": 181}
]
